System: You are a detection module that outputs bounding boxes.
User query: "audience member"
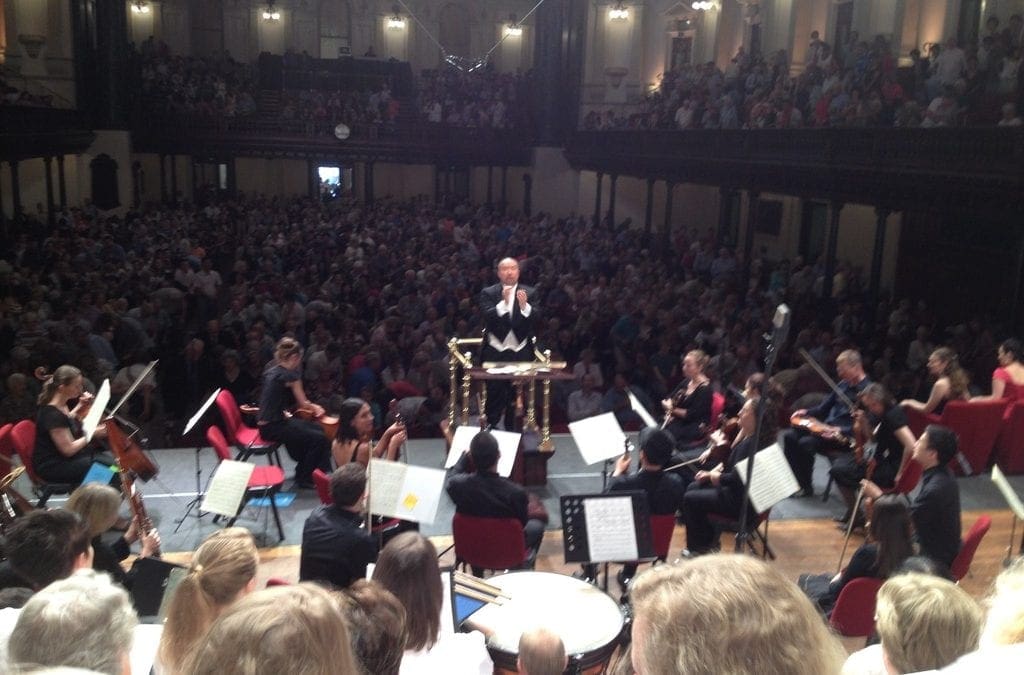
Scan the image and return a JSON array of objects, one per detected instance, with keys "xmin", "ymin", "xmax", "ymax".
[
  {"xmin": 517, "ymin": 627, "xmax": 567, "ymax": 675},
  {"xmin": 335, "ymin": 579, "xmax": 407, "ymax": 675}
]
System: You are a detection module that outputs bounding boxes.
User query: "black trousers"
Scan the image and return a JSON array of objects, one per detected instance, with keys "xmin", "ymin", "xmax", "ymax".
[
  {"xmin": 782, "ymin": 428, "xmax": 848, "ymax": 492},
  {"xmin": 482, "ymin": 344, "xmax": 531, "ymax": 430},
  {"xmin": 258, "ymin": 418, "xmax": 331, "ymax": 481}
]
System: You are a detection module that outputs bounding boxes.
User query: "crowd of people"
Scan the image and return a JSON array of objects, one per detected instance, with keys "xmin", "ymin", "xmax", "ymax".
[
  {"xmin": 280, "ymin": 84, "xmax": 398, "ymax": 128},
  {"xmin": 134, "ymin": 44, "xmax": 259, "ymax": 118},
  {"xmin": 583, "ymin": 25, "xmax": 1024, "ymax": 131},
  {"xmin": 418, "ymin": 67, "xmax": 530, "ymax": 129}
]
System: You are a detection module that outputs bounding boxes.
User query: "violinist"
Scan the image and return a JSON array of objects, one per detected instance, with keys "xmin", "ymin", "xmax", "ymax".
[
  {"xmin": 783, "ymin": 350, "xmax": 870, "ymax": 497},
  {"xmin": 32, "ymin": 365, "xmax": 111, "ymax": 485},
  {"xmin": 829, "ymin": 384, "xmax": 915, "ymax": 527},
  {"xmin": 257, "ymin": 337, "xmax": 332, "ymax": 489},
  {"xmin": 661, "ymin": 350, "xmax": 713, "ymax": 447},
  {"xmin": 331, "ymin": 397, "xmax": 407, "ymax": 467}
]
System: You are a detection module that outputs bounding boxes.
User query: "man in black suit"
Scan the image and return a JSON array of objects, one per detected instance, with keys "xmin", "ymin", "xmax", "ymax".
[
  {"xmin": 446, "ymin": 430, "xmax": 545, "ymax": 568},
  {"xmin": 299, "ymin": 463, "xmax": 377, "ymax": 589},
  {"xmin": 479, "ymin": 257, "xmax": 537, "ymax": 429}
]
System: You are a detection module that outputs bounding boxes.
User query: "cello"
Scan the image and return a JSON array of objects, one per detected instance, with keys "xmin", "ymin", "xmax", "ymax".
[{"xmin": 105, "ymin": 418, "xmax": 161, "ymax": 557}]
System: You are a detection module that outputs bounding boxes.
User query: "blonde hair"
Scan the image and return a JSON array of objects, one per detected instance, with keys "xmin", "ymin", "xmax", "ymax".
[
  {"xmin": 158, "ymin": 528, "xmax": 258, "ymax": 673},
  {"xmin": 932, "ymin": 347, "xmax": 970, "ymax": 400},
  {"xmin": 37, "ymin": 365, "xmax": 81, "ymax": 405},
  {"xmin": 980, "ymin": 556, "xmax": 1024, "ymax": 647},
  {"xmin": 629, "ymin": 554, "xmax": 846, "ymax": 675},
  {"xmin": 876, "ymin": 573, "xmax": 981, "ymax": 672},
  {"xmin": 65, "ymin": 484, "xmax": 121, "ymax": 538},
  {"xmin": 180, "ymin": 583, "xmax": 357, "ymax": 675},
  {"xmin": 518, "ymin": 627, "xmax": 567, "ymax": 675},
  {"xmin": 274, "ymin": 337, "xmax": 303, "ymax": 363},
  {"xmin": 686, "ymin": 349, "xmax": 710, "ymax": 372}
]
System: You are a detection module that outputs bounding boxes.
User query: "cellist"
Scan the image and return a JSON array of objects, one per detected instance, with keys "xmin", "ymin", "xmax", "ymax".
[
  {"xmin": 829, "ymin": 384, "xmax": 916, "ymax": 528},
  {"xmin": 782, "ymin": 349, "xmax": 870, "ymax": 498}
]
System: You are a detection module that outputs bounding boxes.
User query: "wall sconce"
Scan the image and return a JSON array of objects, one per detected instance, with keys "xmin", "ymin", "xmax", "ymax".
[
  {"xmin": 608, "ymin": 2, "xmax": 630, "ymax": 21},
  {"xmin": 691, "ymin": 1, "xmax": 718, "ymax": 9},
  {"xmin": 262, "ymin": 1, "xmax": 281, "ymax": 21},
  {"xmin": 387, "ymin": 5, "xmax": 406, "ymax": 30},
  {"xmin": 504, "ymin": 24, "xmax": 523, "ymax": 37},
  {"xmin": 131, "ymin": 1, "xmax": 151, "ymax": 14}
]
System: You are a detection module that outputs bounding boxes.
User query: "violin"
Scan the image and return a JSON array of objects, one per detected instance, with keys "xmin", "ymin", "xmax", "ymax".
[
  {"xmin": 789, "ymin": 412, "xmax": 856, "ymax": 449},
  {"xmin": 104, "ymin": 418, "xmax": 160, "ymax": 557},
  {"xmin": 0, "ymin": 467, "xmax": 35, "ymax": 533},
  {"xmin": 294, "ymin": 406, "xmax": 340, "ymax": 441}
]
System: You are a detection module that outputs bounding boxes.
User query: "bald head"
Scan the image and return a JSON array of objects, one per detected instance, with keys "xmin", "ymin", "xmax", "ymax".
[{"xmin": 517, "ymin": 627, "xmax": 567, "ymax": 675}]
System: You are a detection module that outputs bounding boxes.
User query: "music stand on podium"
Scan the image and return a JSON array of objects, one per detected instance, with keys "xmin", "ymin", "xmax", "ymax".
[
  {"xmin": 560, "ymin": 491, "xmax": 654, "ymax": 592},
  {"xmin": 175, "ymin": 388, "xmax": 221, "ymax": 532}
]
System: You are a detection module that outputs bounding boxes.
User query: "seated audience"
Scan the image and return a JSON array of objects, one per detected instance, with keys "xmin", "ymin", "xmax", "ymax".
[
  {"xmin": 629, "ymin": 554, "xmax": 847, "ymax": 674},
  {"xmin": 180, "ymin": 583, "xmax": 357, "ymax": 675},
  {"xmin": 65, "ymin": 483, "xmax": 161, "ymax": 589},
  {"xmin": 841, "ymin": 573, "xmax": 981, "ymax": 674},
  {"xmin": 567, "ymin": 374, "xmax": 602, "ymax": 421},
  {"xmin": 335, "ymin": 579, "xmax": 407, "ymax": 675},
  {"xmin": 157, "ymin": 528, "xmax": 258, "ymax": 674},
  {"xmin": 300, "ymin": 463, "xmax": 377, "ymax": 589},
  {"xmin": 372, "ymin": 532, "xmax": 492, "ymax": 674},
  {"xmin": 446, "ymin": 430, "xmax": 545, "ymax": 569},
  {"xmin": 7, "ymin": 569, "xmax": 137, "ymax": 675},
  {"xmin": 0, "ymin": 510, "xmax": 92, "ymax": 594}
]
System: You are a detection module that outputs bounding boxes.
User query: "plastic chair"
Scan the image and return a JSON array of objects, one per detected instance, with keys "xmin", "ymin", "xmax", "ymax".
[
  {"xmin": 9, "ymin": 419, "xmax": 75, "ymax": 507},
  {"xmin": 903, "ymin": 400, "xmax": 1006, "ymax": 475},
  {"xmin": 452, "ymin": 512, "xmax": 528, "ymax": 576},
  {"xmin": 995, "ymin": 401, "xmax": 1024, "ymax": 474},
  {"xmin": 206, "ymin": 425, "xmax": 285, "ymax": 542},
  {"xmin": 951, "ymin": 514, "xmax": 992, "ymax": 582},
  {"xmin": 214, "ymin": 389, "xmax": 282, "ymax": 467},
  {"xmin": 708, "ymin": 509, "xmax": 775, "ymax": 560},
  {"xmin": 829, "ymin": 577, "xmax": 884, "ymax": 637}
]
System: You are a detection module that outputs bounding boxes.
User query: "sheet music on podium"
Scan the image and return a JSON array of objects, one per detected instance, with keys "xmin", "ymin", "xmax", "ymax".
[
  {"xmin": 201, "ymin": 460, "xmax": 254, "ymax": 517},
  {"xmin": 733, "ymin": 442, "xmax": 800, "ymax": 513},
  {"xmin": 369, "ymin": 458, "xmax": 446, "ymax": 524},
  {"xmin": 445, "ymin": 425, "xmax": 520, "ymax": 478},
  {"xmin": 584, "ymin": 495, "xmax": 639, "ymax": 562}
]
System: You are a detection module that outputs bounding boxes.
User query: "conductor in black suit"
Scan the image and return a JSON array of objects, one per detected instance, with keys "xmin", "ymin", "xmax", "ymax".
[{"xmin": 480, "ymin": 257, "xmax": 538, "ymax": 429}]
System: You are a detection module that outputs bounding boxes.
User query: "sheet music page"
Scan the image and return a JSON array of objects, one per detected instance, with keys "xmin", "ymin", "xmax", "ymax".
[
  {"xmin": 733, "ymin": 443, "xmax": 800, "ymax": 513},
  {"xmin": 445, "ymin": 427, "xmax": 520, "ymax": 478},
  {"xmin": 184, "ymin": 388, "xmax": 221, "ymax": 436},
  {"xmin": 628, "ymin": 392, "xmax": 658, "ymax": 429},
  {"xmin": 369, "ymin": 459, "xmax": 445, "ymax": 524},
  {"xmin": 82, "ymin": 379, "xmax": 110, "ymax": 442},
  {"xmin": 992, "ymin": 465, "xmax": 1024, "ymax": 520},
  {"xmin": 569, "ymin": 412, "xmax": 628, "ymax": 465},
  {"xmin": 201, "ymin": 460, "xmax": 255, "ymax": 517},
  {"xmin": 583, "ymin": 495, "xmax": 639, "ymax": 562}
]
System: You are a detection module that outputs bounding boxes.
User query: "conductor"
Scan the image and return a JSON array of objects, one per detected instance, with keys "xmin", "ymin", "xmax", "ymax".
[{"xmin": 480, "ymin": 257, "xmax": 538, "ymax": 429}]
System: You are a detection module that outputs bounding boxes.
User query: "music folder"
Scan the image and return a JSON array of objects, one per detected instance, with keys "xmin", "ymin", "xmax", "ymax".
[{"xmin": 560, "ymin": 491, "xmax": 654, "ymax": 564}]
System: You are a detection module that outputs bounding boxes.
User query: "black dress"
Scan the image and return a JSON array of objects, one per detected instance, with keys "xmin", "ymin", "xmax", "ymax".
[
  {"xmin": 664, "ymin": 379, "xmax": 713, "ymax": 446},
  {"xmin": 33, "ymin": 405, "xmax": 106, "ymax": 484}
]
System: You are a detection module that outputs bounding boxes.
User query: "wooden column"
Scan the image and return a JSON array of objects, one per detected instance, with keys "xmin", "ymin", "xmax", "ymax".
[
  {"xmin": 869, "ymin": 207, "xmax": 890, "ymax": 304},
  {"xmin": 57, "ymin": 155, "xmax": 67, "ymax": 208},
  {"xmin": 10, "ymin": 160, "xmax": 22, "ymax": 217},
  {"xmin": 159, "ymin": 154, "xmax": 167, "ymax": 204},
  {"xmin": 644, "ymin": 178, "xmax": 655, "ymax": 242},
  {"xmin": 169, "ymin": 155, "xmax": 178, "ymax": 206},
  {"xmin": 364, "ymin": 160, "xmax": 375, "ymax": 204},
  {"xmin": 741, "ymin": 190, "xmax": 759, "ymax": 291}
]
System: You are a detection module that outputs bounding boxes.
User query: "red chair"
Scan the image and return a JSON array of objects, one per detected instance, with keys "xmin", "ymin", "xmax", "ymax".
[
  {"xmin": 829, "ymin": 577, "xmax": 884, "ymax": 637},
  {"xmin": 0, "ymin": 423, "xmax": 14, "ymax": 465},
  {"xmin": 902, "ymin": 400, "xmax": 1007, "ymax": 475},
  {"xmin": 649, "ymin": 514, "xmax": 676, "ymax": 562},
  {"xmin": 951, "ymin": 514, "xmax": 992, "ymax": 582},
  {"xmin": 995, "ymin": 402, "xmax": 1024, "ymax": 474},
  {"xmin": 312, "ymin": 466, "xmax": 404, "ymax": 545},
  {"xmin": 312, "ymin": 467, "xmax": 332, "ymax": 504},
  {"xmin": 206, "ymin": 425, "xmax": 285, "ymax": 542},
  {"xmin": 710, "ymin": 392, "xmax": 726, "ymax": 427},
  {"xmin": 452, "ymin": 512, "xmax": 528, "ymax": 576},
  {"xmin": 888, "ymin": 460, "xmax": 923, "ymax": 496},
  {"xmin": 215, "ymin": 389, "xmax": 282, "ymax": 467},
  {"xmin": 8, "ymin": 419, "xmax": 75, "ymax": 507}
]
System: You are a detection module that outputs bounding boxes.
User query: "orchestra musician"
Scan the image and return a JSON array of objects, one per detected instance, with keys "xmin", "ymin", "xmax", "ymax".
[
  {"xmin": 331, "ymin": 397, "xmax": 407, "ymax": 467},
  {"xmin": 783, "ymin": 349, "xmax": 871, "ymax": 497},
  {"xmin": 480, "ymin": 257, "xmax": 538, "ymax": 429},
  {"xmin": 661, "ymin": 350, "xmax": 713, "ymax": 448},
  {"xmin": 900, "ymin": 347, "xmax": 970, "ymax": 415},
  {"xmin": 829, "ymin": 384, "xmax": 916, "ymax": 527},
  {"xmin": 256, "ymin": 337, "xmax": 332, "ymax": 489},
  {"xmin": 32, "ymin": 365, "xmax": 112, "ymax": 485}
]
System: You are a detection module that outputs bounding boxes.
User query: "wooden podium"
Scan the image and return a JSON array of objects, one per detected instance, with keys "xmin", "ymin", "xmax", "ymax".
[{"xmin": 447, "ymin": 338, "xmax": 572, "ymax": 486}]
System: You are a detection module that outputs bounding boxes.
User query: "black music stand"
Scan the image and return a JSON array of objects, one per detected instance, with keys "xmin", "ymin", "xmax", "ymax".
[
  {"xmin": 175, "ymin": 388, "xmax": 222, "ymax": 532},
  {"xmin": 560, "ymin": 491, "xmax": 654, "ymax": 593}
]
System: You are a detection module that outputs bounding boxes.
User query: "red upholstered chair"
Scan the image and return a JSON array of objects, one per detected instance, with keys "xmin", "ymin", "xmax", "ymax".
[
  {"xmin": 0, "ymin": 423, "xmax": 14, "ymax": 464},
  {"xmin": 215, "ymin": 389, "xmax": 282, "ymax": 467},
  {"xmin": 829, "ymin": 577, "xmax": 884, "ymax": 637},
  {"xmin": 649, "ymin": 514, "xmax": 676, "ymax": 562},
  {"xmin": 265, "ymin": 577, "xmax": 292, "ymax": 587},
  {"xmin": 452, "ymin": 512, "xmax": 528, "ymax": 576},
  {"xmin": 9, "ymin": 419, "xmax": 75, "ymax": 507},
  {"xmin": 889, "ymin": 460, "xmax": 923, "ymax": 496},
  {"xmin": 902, "ymin": 400, "xmax": 1007, "ymax": 475},
  {"xmin": 995, "ymin": 402, "xmax": 1024, "ymax": 474},
  {"xmin": 710, "ymin": 392, "xmax": 726, "ymax": 428},
  {"xmin": 206, "ymin": 425, "xmax": 286, "ymax": 542},
  {"xmin": 312, "ymin": 468, "xmax": 332, "ymax": 504},
  {"xmin": 951, "ymin": 514, "xmax": 992, "ymax": 582}
]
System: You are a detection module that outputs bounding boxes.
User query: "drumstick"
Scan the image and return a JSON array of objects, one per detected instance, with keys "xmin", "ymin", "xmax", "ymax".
[
  {"xmin": 454, "ymin": 584, "xmax": 507, "ymax": 606},
  {"xmin": 454, "ymin": 571, "xmax": 512, "ymax": 599},
  {"xmin": 662, "ymin": 456, "xmax": 704, "ymax": 472}
]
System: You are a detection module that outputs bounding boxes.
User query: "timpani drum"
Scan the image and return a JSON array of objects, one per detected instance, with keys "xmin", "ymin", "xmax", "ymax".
[{"xmin": 464, "ymin": 571, "xmax": 626, "ymax": 674}]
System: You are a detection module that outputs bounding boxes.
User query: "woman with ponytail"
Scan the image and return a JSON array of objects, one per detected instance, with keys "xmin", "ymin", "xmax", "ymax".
[
  {"xmin": 901, "ymin": 347, "xmax": 970, "ymax": 415},
  {"xmin": 157, "ymin": 528, "xmax": 259, "ymax": 674},
  {"xmin": 32, "ymin": 364, "xmax": 110, "ymax": 484}
]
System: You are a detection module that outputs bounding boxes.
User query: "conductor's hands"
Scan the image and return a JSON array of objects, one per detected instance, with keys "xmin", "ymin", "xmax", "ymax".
[{"xmin": 516, "ymin": 289, "xmax": 528, "ymax": 310}]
